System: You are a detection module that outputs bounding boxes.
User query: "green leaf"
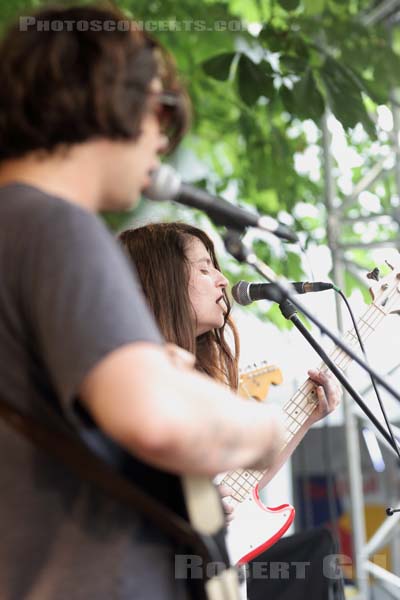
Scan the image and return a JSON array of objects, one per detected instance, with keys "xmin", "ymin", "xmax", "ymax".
[
  {"xmin": 237, "ymin": 55, "xmax": 275, "ymax": 106},
  {"xmin": 280, "ymin": 86, "xmax": 297, "ymax": 114},
  {"xmin": 253, "ymin": 188, "xmax": 280, "ymax": 211},
  {"xmin": 291, "ymin": 69, "xmax": 325, "ymax": 121},
  {"xmin": 286, "ymin": 251, "xmax": 303, "ymax": 279},
  {"xmin": 278, "ymin": 0, "xmax": 300, "ymax": 11},
  {"xmin": 303, "ymin": 0, "xmax": 326, "ymax": 15},
  {"xmin": 343, "ymin": 270, "xmax": 369, "ymax": 303},
  {"xmin": 357, "ymin": 74, "xmax": 388, "ymax": 106},
  {"xmin": 280, "ymin": 54, "xmax": 309, "ymax": 74},
  {"xmin": 264, "ymin": 303, "xmax": 294, "ymax": 330},
  {"xmin": 321, "ymin": 57, "xmax": 375, "ymax": 136},
  {"xmin": 259, "ymin": 25, "xmax": 291, "ymax": 53},
  {"xmin": 202, "ymin": 52, "xmax": 236, "ymax": 81}
]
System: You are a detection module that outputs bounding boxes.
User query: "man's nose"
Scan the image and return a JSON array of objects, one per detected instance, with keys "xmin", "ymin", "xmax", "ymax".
[{"xmin": 157, "ymin": 134, "xmax": 169, "ymax": 155}]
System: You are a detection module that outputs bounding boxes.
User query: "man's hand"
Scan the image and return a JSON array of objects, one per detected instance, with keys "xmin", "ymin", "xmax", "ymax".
[{"xmin": 307, "ymin": 369, "xmax": 342, "ymax": 422}]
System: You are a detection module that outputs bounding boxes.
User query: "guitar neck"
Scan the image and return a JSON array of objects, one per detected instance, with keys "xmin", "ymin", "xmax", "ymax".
[{"xmin": 223, "ymin": 300, "xmax": 386, "ymax": 501}]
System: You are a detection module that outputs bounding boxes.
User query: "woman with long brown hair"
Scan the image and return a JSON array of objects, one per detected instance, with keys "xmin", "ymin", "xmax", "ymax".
[
  {"xmin": 119, "ymin": 221, "xmax": 341, "ymax": 599},
  {"xmin": 120, "ymin": 222, "xmax": 240, "ymax": 390},
  {"xmin": 119, "ymin": 221, "xmax": 341, "ymax": 489}
]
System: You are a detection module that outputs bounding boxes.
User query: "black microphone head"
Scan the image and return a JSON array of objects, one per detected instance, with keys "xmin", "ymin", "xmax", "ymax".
[
  {"xmin": 232, "ymin": 281, "xmax": 252, "ymax": 306},
  {"xmin": 315, "ymin": 282, "xmax": 334, "ymax": 292},
  {"xmin": 143, "ymin": 164, "xmax": 181, "ymax": 202}
]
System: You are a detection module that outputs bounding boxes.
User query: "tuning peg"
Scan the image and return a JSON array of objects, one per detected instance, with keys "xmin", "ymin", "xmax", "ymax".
[
  {"xmin": 385, "ymin": 260, "xmax": 394, "ymax": 271},
  {"xmin": 367, "ymin": 267, "xmax": 380, "ymax": 281}
]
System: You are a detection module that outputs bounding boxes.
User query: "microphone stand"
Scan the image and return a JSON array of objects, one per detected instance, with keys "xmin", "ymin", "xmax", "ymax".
[
  {"xmin": 222, "ymin": 228, "xmax": 400, "ymax": 404},
  {"xmin": 277, "ymin": 298, "xmax": 399, "ymax": 456}
]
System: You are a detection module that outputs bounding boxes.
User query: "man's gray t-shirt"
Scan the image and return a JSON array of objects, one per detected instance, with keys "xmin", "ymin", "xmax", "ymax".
[{"xmin": 0, "ymin": 184, "xmax": 188, "ymax": 599}]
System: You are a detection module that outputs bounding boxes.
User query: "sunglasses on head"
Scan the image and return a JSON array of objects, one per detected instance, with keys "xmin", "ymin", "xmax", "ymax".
[{"xmin": 144, "ymin": 86, "xmax": 189, "ymax": 151}]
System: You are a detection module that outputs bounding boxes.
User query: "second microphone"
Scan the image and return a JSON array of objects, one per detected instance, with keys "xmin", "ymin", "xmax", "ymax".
[{"xmin": 232, "ymin": 280, "xmax": 335, "ymax": 305}]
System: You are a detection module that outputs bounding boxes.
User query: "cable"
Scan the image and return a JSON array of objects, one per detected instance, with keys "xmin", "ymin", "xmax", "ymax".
[
  {"xmin": 321, "ymin": 417, "xmax": 341, "ymax": 541},
  {"xmin": 298, "ymin": 241, "xmax": 316, "ymax": 283},
  {"xmin": 336, "ymin": 289, "xmax": 400, "ymax": 462}
]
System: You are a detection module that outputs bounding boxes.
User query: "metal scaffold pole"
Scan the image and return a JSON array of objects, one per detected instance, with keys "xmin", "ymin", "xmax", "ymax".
[{"xmin": 321, "ymin": 112, "xmax": 369, "ymax": 599}]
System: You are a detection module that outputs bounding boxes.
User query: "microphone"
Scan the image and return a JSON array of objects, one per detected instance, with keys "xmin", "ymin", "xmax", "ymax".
[
  {"xmin": 232, "ymin": 280, "xmax": 334, "ymax": 306},
  {"xmin": 144, "ymin": 165, "xmax": 298, "ymax": 243}
]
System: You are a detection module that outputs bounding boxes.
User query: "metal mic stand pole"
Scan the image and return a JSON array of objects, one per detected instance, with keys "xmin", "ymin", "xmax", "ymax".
[
  {"xmin": 278, "ymin": 296, "xmax": 400, "ymax": 591},
  {"xmin": 222, "ymin": 229, "xmax": 400, "ymax": 404},
  {"xmin": 276, "ymin": 298, "xmax": 400, "ymax": 457}
]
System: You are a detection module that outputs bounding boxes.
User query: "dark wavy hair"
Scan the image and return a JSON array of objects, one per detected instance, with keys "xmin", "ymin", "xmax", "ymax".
[
  {"xmin": 0, "ymin": 4, "xmax": 190, "ymax": 160},
  {"xmin": 119, "ymin": 223, "xmax": 239, "ymax": 390}
]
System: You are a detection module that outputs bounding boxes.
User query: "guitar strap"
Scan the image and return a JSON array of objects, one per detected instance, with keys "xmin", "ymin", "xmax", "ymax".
[{"xmin": 0, "ymin": 398, "xmax": 211, "ymax": 562}]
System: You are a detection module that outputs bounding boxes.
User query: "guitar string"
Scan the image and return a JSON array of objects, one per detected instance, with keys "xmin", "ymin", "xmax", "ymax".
[
  {"xmin": 228, "ymin": 369, "xmax": 284, "ymax": 500},
  {"xmin": 282, "ymin": 305, "xmax": 386, "ymax": 424},
  {"xmin": 225, "ymin": 305, "xmax": 383, "ymax": 498},
  {"xmin": 222, "ymin": 289, "xmax": 396, "ymax": 501},
  {"xmin": 223, "ymin": 304, "xmax": 383, "ymax": 500},
  {"xmin": 280, "ymin": 297, "xmax": 390, "ymax": 437}
]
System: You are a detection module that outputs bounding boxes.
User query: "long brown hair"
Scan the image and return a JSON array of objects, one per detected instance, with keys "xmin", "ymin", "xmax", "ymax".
[{"xmin": 119, "ymin": 222, "xmax": 239, "ymax": 390}]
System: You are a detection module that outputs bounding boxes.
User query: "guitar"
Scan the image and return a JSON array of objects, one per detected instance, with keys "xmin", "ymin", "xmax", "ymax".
[
  {"xmin": 223, "ymin": 260, "xmax": 400, "ymax": 566},
  {"xmin": 221, "ymin": 363, "xmax": 294, "ymax": 566},
  {"xmin": 170, "ymin": 367, "xmax": 286, "ymax": 598}
]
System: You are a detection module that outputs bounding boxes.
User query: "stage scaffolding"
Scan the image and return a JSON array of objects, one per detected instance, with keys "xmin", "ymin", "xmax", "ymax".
[{"xmin": 321, "ymin": 1, "xmax": 400, "ymax": 589}]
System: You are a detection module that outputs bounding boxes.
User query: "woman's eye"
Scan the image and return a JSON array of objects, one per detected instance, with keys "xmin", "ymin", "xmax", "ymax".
[{"xmin": 200, "ymin": 269, "xmax": 210, "ymax": 275}]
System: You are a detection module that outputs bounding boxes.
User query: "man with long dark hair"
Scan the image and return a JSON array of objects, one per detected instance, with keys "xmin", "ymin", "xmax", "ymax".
[{"xmin": 0, "ymin": 5, "xmax": 296, "ymax": 599}]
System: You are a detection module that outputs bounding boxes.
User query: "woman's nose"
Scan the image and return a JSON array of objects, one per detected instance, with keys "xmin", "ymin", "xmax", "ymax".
[{"xmin": 216, "ymin": 272, "xmax": 229, "ymax": 288}]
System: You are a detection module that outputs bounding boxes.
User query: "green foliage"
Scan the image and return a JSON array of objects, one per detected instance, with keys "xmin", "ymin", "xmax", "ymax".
[
  {"xmin": 290, "ymin": 69, "xmax": 325, "ymax": 121},
  {"xmin": 343, "ymin": 270, "xmax": 371, "ymax": 305},
  {"xmin": 321, "ymin": 57, "xmax": 375, "ymax": 136},
  {"xmin": 1, "ymin": 0, "xmax": 398, "ymax": 328},
  {"xmin": 236, "ymin": 55, "xmax": 275, "ymax": 106},
  {"xmin": 202, "ymin": 52, "xmax": 236, "ymax": 80},
  {"xmin": 279, "ymin": 0, "xmax": 301, "ymax": 13},
  {"xmin": 303, "ymin": 0, "xmax": 326, "ymax": 16}
]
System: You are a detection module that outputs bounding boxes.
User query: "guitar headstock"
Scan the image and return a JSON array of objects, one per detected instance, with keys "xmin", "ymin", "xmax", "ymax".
[
  {"xmin": 368, "ymin": 256, "xmax": 400, "ymax": 316},
  {"xmin": 239, "ymin": 361, "xmax": 283, "ymax": 401}
]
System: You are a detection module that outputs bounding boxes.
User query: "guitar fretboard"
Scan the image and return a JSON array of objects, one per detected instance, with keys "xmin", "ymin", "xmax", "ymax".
[{"xmin": 222, "ymin": 299, "xmax": 387, "ymax": 502}]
